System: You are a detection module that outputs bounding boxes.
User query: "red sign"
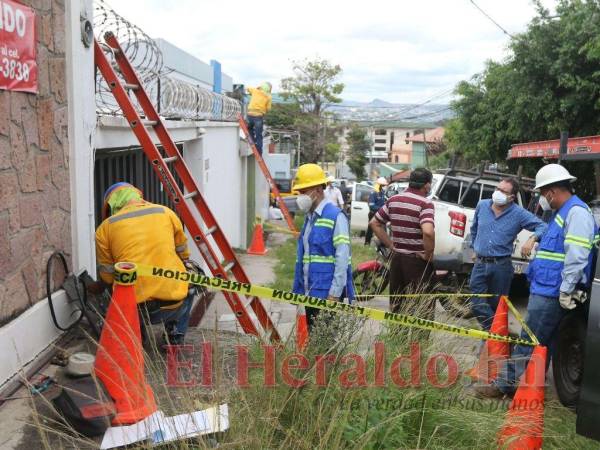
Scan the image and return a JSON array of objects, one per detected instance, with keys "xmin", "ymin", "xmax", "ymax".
[
  {"xmin": 0, "ymin": 0, "xmax": 37, "ymax": 93},
  {"xmin": 507, "ymin": 135, "xmax": 600, "ymax": 159}
]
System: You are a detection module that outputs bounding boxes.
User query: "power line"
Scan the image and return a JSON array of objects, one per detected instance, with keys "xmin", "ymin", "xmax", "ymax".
[
  {"xmin": 327, "ymin": 87, "xmax": 455, "ymax": 112},
  {"xmin": 390, "ymin": 88, "xmax": 455, "ymax": 116},
  {"xmin": 469, "ymin": 0, "xmax": 515, "ymax": 38},
  {"xmin": 400, "ymin": 106, "xmax": 453, "ymax": 120},
  {"xmin": 331, "ymin": 105, "xmax": 453, "ymax": 125}
]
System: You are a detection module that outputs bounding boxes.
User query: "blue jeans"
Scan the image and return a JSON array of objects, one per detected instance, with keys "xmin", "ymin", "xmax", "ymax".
[
  {"xmin": 141, "ymin": 291, "xmax": 194, "ymax": 338},
  {"xmin": 247, "ymin": 115, "xmax": 264, "ymax": 154},
  {"xmin": 494, "ymin": 293, "xmax": 566, "ymax": 394},
  {"xmin": 469, "ymin": 258, "xmax": 514, "ymax": 330}
]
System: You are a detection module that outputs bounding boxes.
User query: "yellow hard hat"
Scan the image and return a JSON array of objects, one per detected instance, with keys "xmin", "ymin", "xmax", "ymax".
[{"xmin": 293, "ymin": 163, "xmax": 328, "ymax": 191}]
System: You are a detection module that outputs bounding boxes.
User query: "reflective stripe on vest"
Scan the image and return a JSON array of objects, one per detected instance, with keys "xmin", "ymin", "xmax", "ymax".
[
  {"xmin": 565, "ymin": 234, "xmax": 593, "ymax": 249},
  {"xmin": 554, "ymin": 214, "xmax": 564, "ymax": 228},
  {"xmin": 333, "ymin": 235, "xmax": 351, "ymax": 246},
  {"xmin": 535, "ymin": 250, "xmax": 565, "ymax": 262},
  {"xmin": 314, "ymin": 218, "xmax": 335, "ymax": 229},
  {"xmin": 108, "ymin": 206, "xmax": 166, "ymax": 224},
  {"xmin": 302, "ymin": 255, "xmax": 336, "ymax": 264}
]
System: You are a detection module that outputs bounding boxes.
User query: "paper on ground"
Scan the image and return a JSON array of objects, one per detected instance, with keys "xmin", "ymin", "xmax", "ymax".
[{"xmin": 100, "ymin": 404, "xmax": 229, "ymax": 449}]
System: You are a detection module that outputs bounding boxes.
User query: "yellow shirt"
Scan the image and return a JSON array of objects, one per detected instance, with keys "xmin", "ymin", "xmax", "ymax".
[
  {"xmin": 95, "ymin": 202, "xmax": 190, "ymax": 303},
  {"xmin": 247, "ymin": 87, "xmax": 272, "ymax": 116}
]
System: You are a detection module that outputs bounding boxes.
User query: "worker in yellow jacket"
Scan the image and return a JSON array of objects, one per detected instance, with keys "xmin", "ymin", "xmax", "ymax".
[
  {"xmin": 94, "ymin": 182, "xmax": 193, "ymax": 345},
  {"xmin": 246, "ymin": 82, "xmax": 272, "ymax": 155}
]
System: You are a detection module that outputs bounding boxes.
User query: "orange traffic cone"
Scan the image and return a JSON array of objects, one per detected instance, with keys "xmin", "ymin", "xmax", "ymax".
[
  {"xmin": 248, "ymin": 223, "xmax": 268, "ymax": 255},
  {"xmin": 498, "ymin": 345, "xmax": 547, "ymax": 449},
  {"xmin": 94, "ymin": 262, "xmax": 157, "ymax": 425},
  {"xmin": 296, "ymin": 305, "xmax": 309, "ymax": 351},
  {"xmin": 465, "ymin": 296, "xmax": 510, "ymax": 383}
]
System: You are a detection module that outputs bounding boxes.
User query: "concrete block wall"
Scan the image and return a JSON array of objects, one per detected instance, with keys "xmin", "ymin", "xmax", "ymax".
[{"xmin": 0, "ymin": 1, "xmax": 70, "ymax": 325}]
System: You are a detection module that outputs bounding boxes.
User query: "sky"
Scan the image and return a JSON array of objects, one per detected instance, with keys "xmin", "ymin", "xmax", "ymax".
[{"xmin": 107, "ymin": 0, "xmax": 556, "ymax": 104}]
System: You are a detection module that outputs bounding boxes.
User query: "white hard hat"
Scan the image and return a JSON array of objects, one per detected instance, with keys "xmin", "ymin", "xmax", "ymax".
[
  {"xmin": 534, "ymin": 164, "xmax": 577, "ymax": 191},
  {"xmin": 327, "ymin": 175, "xmax": 335, "ymax": 183},
  {"xmin": 376, "ymin": 177, "xmax": 389, "ymax": 186}
]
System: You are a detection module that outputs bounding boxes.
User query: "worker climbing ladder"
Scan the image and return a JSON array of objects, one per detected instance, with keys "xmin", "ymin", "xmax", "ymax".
[
  {"xmin": 94, "ymin": 32, "xmax": 280, "ymax": 342},
  {"xmin": 238, "ymin": 116, "xmax": 298, "ymax": 233}
]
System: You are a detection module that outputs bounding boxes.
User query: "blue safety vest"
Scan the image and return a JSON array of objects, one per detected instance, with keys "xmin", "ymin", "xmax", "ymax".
[
  {"xmin": 528, "ymin": 195, "xmax": 598, "ymax": 298},
  {"xmin": 292, "ymin": 202, "xmax": 355, "ymax": 301}
]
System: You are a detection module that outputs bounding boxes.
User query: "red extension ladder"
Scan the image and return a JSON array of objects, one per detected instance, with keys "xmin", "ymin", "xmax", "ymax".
[
  {"xmin": 238, "ymin": 116, "xmax": 297, "ymax": 233},
  {"xmin": 94, "ymin": 32, "xmax": 280, "ymax": 341}
]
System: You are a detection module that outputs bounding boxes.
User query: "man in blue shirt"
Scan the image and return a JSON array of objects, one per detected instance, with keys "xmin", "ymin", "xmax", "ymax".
[
  {"xmin": 365, "ymin": 177, "xmax": 388, "ymax": 246},
  {"xmin": 469, "ymin": 178, "xmax": 547, "ymax": 330},
  {"xmin": 475, "ymin": 165, "xmax": 597, "ymax": 398}
]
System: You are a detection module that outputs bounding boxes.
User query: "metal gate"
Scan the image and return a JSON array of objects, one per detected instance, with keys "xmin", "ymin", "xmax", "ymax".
[{"xmin": 94, "ymin": 145, "xmax": 184, "ymax": 226}]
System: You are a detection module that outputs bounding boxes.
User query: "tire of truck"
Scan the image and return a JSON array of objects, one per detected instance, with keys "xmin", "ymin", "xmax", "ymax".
[{"xmin": 553, "ymin": 311, "xmax": 587, "ymax": 409}]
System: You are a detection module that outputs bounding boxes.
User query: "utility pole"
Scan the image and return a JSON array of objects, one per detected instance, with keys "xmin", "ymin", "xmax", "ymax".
[
  {"xmin": 423, "ymin": 128, "xmax": 429, "ymax": 167},
  {"xmin": 369, "ymin": 126, "xmax": 373, "ymax": 180}
]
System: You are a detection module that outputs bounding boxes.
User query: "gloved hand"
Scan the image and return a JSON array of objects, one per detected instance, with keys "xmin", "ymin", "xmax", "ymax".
[{"xmin": 559, "ymin": 290, "xmax": 588, "ymax": 310}]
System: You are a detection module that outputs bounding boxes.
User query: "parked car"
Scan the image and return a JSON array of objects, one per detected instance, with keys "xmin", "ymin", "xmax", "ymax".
[{"xmin": 350, "ymin": 182, "xmax": 375, "ymax": 234}]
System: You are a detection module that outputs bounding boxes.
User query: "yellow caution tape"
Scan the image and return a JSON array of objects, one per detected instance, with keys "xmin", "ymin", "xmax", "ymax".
[
  {"xmin": 133, "ymin": 263, "xmax": 537, "ymax": 347},
  {"xmin": 504, "ymin": 295, "xmax": 540, "ymax": 346}
]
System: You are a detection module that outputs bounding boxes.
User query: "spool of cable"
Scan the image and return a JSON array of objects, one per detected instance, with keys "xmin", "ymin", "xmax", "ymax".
[{"xmin": 66, "ymin": 352, "xmax": 95, "ymax": 378}]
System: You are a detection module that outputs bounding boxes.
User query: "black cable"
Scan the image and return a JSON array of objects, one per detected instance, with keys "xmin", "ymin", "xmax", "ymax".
[
  {"xmin": 469, "ymin": 0, "xmax": 515, "ymax": 38},
  {"xmin": 46, "ymin": 251, "xmax": 86, "ymax": 332}
]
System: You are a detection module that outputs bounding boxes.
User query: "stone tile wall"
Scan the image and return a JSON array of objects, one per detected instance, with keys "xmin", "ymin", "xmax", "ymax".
[{"xmin": 0, "ymin": 0, "xmax": 71, "ymax": 324}]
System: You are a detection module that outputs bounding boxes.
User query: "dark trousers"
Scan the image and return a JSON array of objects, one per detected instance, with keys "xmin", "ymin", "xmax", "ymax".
[
  {"xmin": 495, "ymin": 293, "xmax": 566, "ymax": 394},
  {"xmin": 364, "ymin": 210, "xmax": 376, "ymax": 245},
  {"xmin": 247, "ymin": 115, "xmax": 264, "ymax": 154},
  {"xmin": 139, "ymin": 291, "xmax": 194, "ymax": 339},
  {"xmin": 389, "ymin": 252, "xmax": 435, "ymax": 319},
  {"xmin": 469, "ymin": 258, "xmax": 514, "ymax": 331}
]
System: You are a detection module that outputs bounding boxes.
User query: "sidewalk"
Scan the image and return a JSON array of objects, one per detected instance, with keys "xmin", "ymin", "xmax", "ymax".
[{"xmin": 195, "ymin": 230, "xmax": 298, "ymax": 342}]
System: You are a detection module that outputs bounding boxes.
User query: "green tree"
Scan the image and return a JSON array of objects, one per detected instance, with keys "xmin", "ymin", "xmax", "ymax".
[
  {"xmin": 346, "ymin": 126, "xmax": 370, "ymax": 179},
  {"xmin": 324, "ymin": 142, "xmax": 341, "ymax": 163},
  {"xmin": 280, "ymin": 58, "xmax": 345, "ymax": 162},
  {"xmin": 446, "ymin": 0, "xmax": 600, "ymax": 174},
  {"xmin": 265, "ymin": 102, "xmax": 302, "ymax": 129}
]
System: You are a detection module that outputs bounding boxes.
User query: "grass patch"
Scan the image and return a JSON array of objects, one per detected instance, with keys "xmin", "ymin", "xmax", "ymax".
[{"xmin": 26, "ymin": 215, "xmax": 598, "ymax": 449}]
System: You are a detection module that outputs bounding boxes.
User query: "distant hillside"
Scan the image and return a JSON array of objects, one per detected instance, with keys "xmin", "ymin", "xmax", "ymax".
[{"xmin": 270, "ymin": 95, "xmax": 454, "ymax": 123}]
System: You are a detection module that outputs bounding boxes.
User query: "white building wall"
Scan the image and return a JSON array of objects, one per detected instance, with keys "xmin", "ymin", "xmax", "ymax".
[
  {"xmin": 200, "ymin": 124, "xmax": 245, "ymax": 249},
  {"xmin": 155, "ymin": 38, "xmax": 214, "ymax": 88}
]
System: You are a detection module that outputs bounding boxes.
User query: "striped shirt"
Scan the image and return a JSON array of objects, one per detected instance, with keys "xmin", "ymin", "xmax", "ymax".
[{"xmin": 374, "ymin": 188, "xmax": 434, "ymax": 254}]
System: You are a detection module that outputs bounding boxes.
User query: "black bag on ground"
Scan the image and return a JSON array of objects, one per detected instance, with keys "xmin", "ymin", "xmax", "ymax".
[{"xmin": 52, "ymin": 376, "xmax": 115, "ymax": 437}]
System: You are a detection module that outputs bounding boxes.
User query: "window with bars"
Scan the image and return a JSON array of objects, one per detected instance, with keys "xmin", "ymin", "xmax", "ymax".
[{"xmin": 94, "ymin": 145, "xmax": 185, "ymax": 226}]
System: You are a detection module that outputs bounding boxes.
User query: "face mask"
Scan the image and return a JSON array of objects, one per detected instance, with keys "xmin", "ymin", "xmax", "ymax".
[
  {"xmin": 492, "ymin": 190, "xmax": 509, "ymax": 206},
  {"xmin": 296, "ymin": 194, "xmax": 313, "ymax": 212},
  {"xmin": 539, "ymin": 194, "xmax": 552, "ymax": 211}
]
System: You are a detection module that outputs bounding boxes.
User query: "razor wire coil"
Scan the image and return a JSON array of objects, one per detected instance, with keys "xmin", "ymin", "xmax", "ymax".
[{"xmin": 94, "ymin": 0, "xmax": 241, "ymax": 121}]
